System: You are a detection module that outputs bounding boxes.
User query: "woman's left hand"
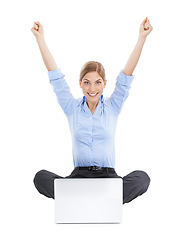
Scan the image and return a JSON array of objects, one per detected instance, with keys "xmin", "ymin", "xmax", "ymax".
[{"xmin": 139, "ymin": 17, "xmax": 153, "ymax": 39}]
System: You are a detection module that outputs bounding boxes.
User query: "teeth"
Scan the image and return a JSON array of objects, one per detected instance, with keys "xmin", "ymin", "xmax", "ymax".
[{"xmin": 88, "ymin": 93, "xmax": 97, "ymax": 96}]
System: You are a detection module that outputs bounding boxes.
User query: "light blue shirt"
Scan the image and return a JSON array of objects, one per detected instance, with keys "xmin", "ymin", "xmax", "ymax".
[{"xmin": 48, "ymin": 68, "xmax": 134, "ymax": 168}]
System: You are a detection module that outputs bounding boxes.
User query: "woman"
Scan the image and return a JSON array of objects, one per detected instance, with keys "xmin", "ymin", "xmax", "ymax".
[{"xmin": 31, "ymin": 17, "xmax": 153, "ymax": 203}]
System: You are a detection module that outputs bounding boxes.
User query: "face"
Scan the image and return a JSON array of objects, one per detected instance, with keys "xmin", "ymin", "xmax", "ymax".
[{"xmin": 79, "ymin": 71, "xmax": 106, "ymax": 106}]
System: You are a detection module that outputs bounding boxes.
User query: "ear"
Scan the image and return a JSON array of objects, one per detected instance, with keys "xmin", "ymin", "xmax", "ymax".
[
  {"xmin": 103, "ymin": 79, "xmax": 107, "ymax": 88},
  {"xmin": 79, "ymin": 80, "xmax": 82, "ymax": 88}
]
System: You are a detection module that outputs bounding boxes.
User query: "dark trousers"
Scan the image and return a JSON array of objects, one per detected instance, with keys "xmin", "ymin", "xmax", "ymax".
[{"xmin": 33, "ymin": 168, "xmax": 150, "ymax": 204}]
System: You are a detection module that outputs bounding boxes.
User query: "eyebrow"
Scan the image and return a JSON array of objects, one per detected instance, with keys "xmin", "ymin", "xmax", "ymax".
[{"xmin": 83, "ymin": 78, "xmax": 102, "ymax": 81}]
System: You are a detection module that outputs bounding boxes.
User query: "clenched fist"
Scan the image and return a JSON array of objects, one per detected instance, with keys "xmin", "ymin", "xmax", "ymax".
[
  {"xmin": 31, "ymin": 21, "xmax": 44, "ymax": 39},
  {"xmin": 139, "ymin": 17, "xmax": 153, "ymax": 38}
]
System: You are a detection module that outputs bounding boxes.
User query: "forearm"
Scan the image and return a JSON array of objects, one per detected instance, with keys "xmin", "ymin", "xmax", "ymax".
[
  {"xmin": 36, "ymin": 36, "xmax": 58, "ymax": 71},
  {"xmin": 123, "ymin": 36, "xmax": 146, "ymax": 76}
]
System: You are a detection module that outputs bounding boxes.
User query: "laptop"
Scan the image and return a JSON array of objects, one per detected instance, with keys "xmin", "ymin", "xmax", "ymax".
[{"xmin": 54, "ymin": 178, "xmax": 123, "ymax": 224}]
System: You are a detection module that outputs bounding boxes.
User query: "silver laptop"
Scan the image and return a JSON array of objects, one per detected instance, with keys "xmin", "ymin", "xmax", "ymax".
[{"xmin": 54, "ymin": 178, "xmax": 123, "ymax": 223}]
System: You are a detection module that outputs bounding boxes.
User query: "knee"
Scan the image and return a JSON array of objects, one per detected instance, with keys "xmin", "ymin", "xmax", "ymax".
[
  {"xmin": 123, "ymin": 170, "xmax": 150, "ymax": 203},
  {"xmin": 136, "ymin": 170, "xmax": 151, "ymax": 192},
  {"xmin": 33, "ymin": 169, "xmax": 46, "ymax": 188},
  {"xmin": 126, "ymin": 170, "xmax": 151, "ymax": 192}
]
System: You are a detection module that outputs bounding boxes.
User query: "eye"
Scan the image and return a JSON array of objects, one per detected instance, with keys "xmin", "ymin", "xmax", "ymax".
[
  {"xmin": 84, "ymin": 81, "xmax": 89, "ymax": 85},
  {"xmin": 96, "ymin": 81, "xmax": 101, "ymax": 84}
]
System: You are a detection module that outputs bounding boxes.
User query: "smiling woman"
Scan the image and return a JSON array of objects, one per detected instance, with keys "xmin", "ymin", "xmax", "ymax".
[{"xmin": 32, "ymin": 18, "xmax": 152, "ymax": 205}]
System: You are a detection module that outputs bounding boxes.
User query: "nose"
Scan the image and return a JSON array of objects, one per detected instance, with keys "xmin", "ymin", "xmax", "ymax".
[{"xmin": 89, "ymin": 84, "xmax": 95, "ymax": 92}]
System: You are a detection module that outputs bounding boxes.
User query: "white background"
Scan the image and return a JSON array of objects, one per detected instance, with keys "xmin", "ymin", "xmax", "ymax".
[{"xmin": 0, "ymin": 0, "xmax": 189, "ymax": 239}]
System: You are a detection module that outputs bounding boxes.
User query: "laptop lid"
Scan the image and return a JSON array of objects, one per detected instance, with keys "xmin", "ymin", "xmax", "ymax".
[{"xmin": 54, "ymin": 178, "xmax": 123, "ymax": 223}]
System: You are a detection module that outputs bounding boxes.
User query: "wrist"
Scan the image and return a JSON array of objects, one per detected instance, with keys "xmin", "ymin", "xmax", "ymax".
[
  {"xmin": 138, "ymin": 35, "xmax": 146, "ymax": 43},
  {"xmin": 137, "ymin": 35, "xmax": 146, "ymax": 47},
  {"xmin": 36, "ymin": 35, "xmax": 45, "ymax": 44}
]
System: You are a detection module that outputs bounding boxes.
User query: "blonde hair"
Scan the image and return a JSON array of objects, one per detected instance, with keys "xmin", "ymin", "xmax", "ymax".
[{"xmin": 79, "ymin": 61, "xmax": 106, "ymax": 82}]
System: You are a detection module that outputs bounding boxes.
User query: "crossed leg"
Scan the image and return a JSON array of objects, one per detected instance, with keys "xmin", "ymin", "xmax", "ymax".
[{"xmin": 33, "ymin": 169, "xmax": 150, "ymax": 203}]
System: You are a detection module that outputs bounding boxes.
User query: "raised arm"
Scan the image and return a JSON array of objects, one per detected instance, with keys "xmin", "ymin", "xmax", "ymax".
[
  {"xmin": 31, "ymin": 21, "xmax": 75, "ymax": 116},
  {"xmin": 31, "ymin": 21, "xmax": 58, "ymax": 71},
  {"xmin": 123, "ymin": 17, "xmax": 153, "ymax": 76}
]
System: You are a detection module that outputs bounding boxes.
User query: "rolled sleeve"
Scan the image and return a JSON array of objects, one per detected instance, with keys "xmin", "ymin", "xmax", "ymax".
[
  {"xmin": 48, "ymin": 68, "xmax": 75, "ymax": 116},
  {"xmin": 108, "ymin": 69, "xmax": 134, "ymax": 115},
  {"xmin": 48, "ymin": 68, "xmax": 65, "ymax": 81},
  {"xmin": 117, "ymin": 69, "xmax": 134, "ymax": 86}
]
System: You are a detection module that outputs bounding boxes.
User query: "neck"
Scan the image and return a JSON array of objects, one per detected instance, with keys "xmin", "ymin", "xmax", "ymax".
[{"xmin": 87, "ymin": 101, "xmax": 98, "ymax": 112}]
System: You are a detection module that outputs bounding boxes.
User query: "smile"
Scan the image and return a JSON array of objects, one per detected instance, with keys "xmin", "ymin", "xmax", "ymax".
[{"xmin": 87, "ymin": 92, "xmax": 99, "ymax": 97}]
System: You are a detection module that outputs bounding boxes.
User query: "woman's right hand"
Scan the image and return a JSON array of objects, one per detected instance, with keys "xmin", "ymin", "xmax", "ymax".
[{"xmin": 31, "ymin": 21, "xmax": 44, "ymax": 39}]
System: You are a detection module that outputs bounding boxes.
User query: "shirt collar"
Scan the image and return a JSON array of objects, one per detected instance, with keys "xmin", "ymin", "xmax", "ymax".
[{"xmin": 77, "ymin": 95, "xmax": 107, "ymax": 115}]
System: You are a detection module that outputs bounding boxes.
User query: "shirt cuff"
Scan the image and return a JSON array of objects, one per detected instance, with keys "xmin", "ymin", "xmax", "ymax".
[
  {"xmin": 48, "ymin": 68, "xmax": 65, "ymax": 81},
  {"xmin": 117, "ymin": 69, "xmax": 134, "ymax": 86}
]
